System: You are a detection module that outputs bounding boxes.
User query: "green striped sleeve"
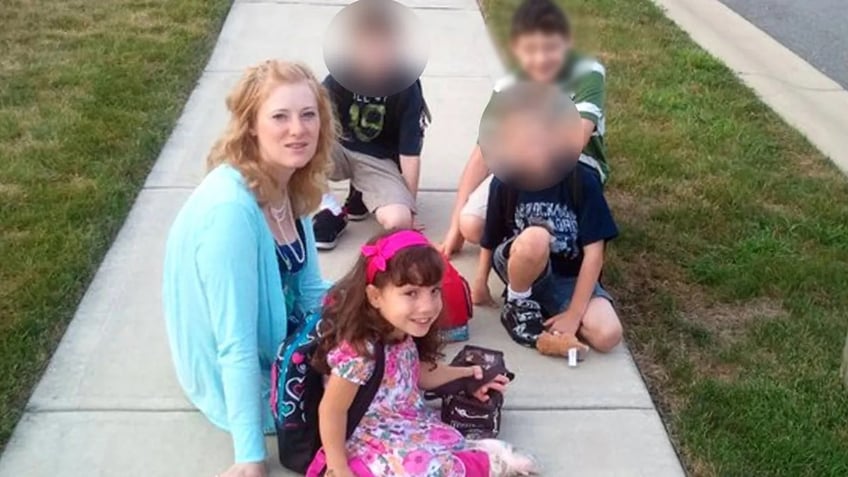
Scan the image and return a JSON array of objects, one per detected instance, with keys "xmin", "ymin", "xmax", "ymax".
[{"xmin": 571, "ymin": 59, "xmax": 606, "ymax": 126}]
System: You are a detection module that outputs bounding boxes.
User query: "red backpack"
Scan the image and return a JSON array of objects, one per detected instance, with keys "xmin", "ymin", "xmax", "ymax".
[{"xmin": 439, "ymin": 256, "xmax": 473, "ymax": 342}]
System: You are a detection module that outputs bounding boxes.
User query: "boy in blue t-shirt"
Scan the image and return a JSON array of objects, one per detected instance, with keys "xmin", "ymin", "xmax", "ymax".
[
  {"xmin": 473, "ymin": 79, "xmax": 622, "ymax": 350},
  {"xmin": 475, "ymin": 163, "xmax": 623, "ymax": 352}
]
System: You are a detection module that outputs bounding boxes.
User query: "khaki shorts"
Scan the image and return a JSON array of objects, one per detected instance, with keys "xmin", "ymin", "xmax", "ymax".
[
  {"xmin": 329, "ymin": 145, "xmax": 416, "ymax": 213},
  {"xmin": 460, "ymin": 174, "xmax": 493, "ymax": 219}
]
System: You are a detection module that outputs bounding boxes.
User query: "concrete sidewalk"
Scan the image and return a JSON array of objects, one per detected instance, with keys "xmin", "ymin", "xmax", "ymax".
[{"xmin": 0, "ymin": 1, "xmax": 683, "ymax": 476}]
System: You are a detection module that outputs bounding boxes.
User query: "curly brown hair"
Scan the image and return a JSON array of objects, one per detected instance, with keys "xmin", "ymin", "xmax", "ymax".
[
  {"xmin": 207, "ymin": 59, "xmax": 339, "ymax": 216},
  {"xmin": 312, "ymin": 229, "xmax": 446, "ymax": 373}
]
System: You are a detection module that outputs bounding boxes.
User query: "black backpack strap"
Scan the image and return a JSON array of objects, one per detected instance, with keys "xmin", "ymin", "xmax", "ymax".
[
  {"xmin": 504, "ymin": 185, "xmax": 519, "ymax": 231},
  {"xmin": 345, "ymin": 342, "xmax": 385, "ymax": 439},
  {"xmin": 569, "ymin": 167, "xmax": 583, "ymax": 212},
  {"xmin": 417, "ymin": 79, "xmax": 432, "ymax": 125},
  {"xmin": 310, "ymin": 344, "xmax": 384, "ymax": 476}
]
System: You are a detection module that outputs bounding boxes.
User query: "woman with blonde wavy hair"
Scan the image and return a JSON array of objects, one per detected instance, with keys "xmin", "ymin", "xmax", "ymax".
[{"xmin": 162, "ymin": 60, "xmax": 337, "ymax": 477}]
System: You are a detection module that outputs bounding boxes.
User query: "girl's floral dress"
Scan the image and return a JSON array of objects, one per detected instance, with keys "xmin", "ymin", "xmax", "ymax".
[{"xmin": 328, "ymin": 337, "xmax": 469, "ymax": 476}]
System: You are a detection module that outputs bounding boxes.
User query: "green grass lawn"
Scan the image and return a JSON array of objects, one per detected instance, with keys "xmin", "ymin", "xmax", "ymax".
[
  {"xmin": 481, "ymin": 1, "xmax": 848, "ymax": 475},
  {"xmin": 0, "ymin": 0, "xmax": 230, "ymax": 449}
]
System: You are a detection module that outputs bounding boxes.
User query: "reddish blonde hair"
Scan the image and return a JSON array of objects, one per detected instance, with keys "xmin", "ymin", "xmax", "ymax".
[{"xmin": 207, "ymin": 60, "xmax": 339, "ymax": 215}]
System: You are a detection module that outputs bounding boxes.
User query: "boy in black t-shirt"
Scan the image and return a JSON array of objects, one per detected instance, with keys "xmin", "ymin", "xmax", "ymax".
[{"xmin": 313, "ymin": 6, "xmax": 430, "ymax": 250}]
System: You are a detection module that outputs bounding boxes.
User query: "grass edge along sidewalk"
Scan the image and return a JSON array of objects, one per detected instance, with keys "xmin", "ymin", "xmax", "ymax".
[
  {"xmin": 0, "ymin": 0, "xmax": 231, "ymax": 452},
  {"xmin": 480, "ymin": 0, "xmax": 848, "ymax": 476}
]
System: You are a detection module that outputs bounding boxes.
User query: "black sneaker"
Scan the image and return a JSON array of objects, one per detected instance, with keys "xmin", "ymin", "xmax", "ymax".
[
  {"xmin": 500, "ymin": 298, "xmax": 546, "ymax": 347},
  {"xmin": 313, "ymin": 208, "xmax": 347, "ymax": 250},
  {"xmin": 344, "ymin": 187, "xmax": 369, "ymax": 222}
]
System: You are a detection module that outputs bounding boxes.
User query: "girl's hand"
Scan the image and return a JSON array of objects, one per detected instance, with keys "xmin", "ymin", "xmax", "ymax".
[
  {"xmin": 326, "ymin": 466, "xmax": 356, "ymax": 477},
  {"xmin": 470, "ymin": 366, "xmax": 511, "ymax": 402},
  {"xmin": 215, "ymin": 462, "xmax": 267, "ymax": 477}
]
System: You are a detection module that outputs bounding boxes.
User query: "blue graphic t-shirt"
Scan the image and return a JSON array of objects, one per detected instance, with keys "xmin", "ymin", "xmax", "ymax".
[
  {"xmin": 322, "ymin": 75, "xmax": 427, "ymax": 162},
  {"xmin": 480, "ymin": 164, "xmax": 619, "ymax": 277}
]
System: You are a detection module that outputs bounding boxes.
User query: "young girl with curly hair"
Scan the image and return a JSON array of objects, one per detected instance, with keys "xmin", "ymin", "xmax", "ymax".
[{"xmin": 308, "ymin": 229, "xmax": 536, "ymax": 477}]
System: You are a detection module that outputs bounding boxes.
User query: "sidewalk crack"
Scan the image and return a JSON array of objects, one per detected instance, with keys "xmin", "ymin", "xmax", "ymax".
[
  {"xmin": 503, "ymin": 405, "xmax": 656, "ymax": 411},
  {"xmin": 143, "ymin": 185, "xmax": 196, "ymax": 191},
  {"xmin": 236, "ymin": 0, "xmax": 475, "ymax": 10},
  {"xmin": 27, "ymin": 407, "xmax": 200, "ymax": 414}
]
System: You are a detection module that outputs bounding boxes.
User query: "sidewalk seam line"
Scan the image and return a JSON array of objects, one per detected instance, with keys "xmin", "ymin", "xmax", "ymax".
[
  {"xmin": 143, "ymin": 186, "xmax": 462, "ymax": 192},
  {"xmin": 202, "ymin": 69, "xmax": 494, "ymax": 79},
  {"xmin": 234, "ymin": 1, "xmax": 475, "ymax": 10},
  {"xmin": 25, "ymin": 405, "xmax": 655, "ymax": 413},
  {"xmin": 26, "ymin": 408, "xmax": 201, "ymax": 414},
  {"xmin": 504, "ymin": 406, "xmax": 655, "ymax": 411},
  {"xmin": 143, "ymin": 185, "xmax": 197, "ymax": 190}
]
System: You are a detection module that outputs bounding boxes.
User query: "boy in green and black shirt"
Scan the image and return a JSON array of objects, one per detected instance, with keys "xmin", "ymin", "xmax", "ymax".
[{"xmin": 440, "ymin": 0, "xmax": 610, "ymax": 259}]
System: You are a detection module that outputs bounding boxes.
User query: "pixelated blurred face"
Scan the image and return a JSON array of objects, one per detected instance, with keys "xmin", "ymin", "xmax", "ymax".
[
  {"xmin": 479, "ymin": 83, "xmax": 583, "ymax": 190},
  {"xmin": 323, "ymin": 0, "xmax": 429, "ymax": 97},
  {"xmin": 350, "ymin": 26, "xmax": 400, "ymax": 82},
  {"xmin": 497, "ymin": 112, "xmax": 551, "ymax": 181},
  {"xmin": 510, "ymin": 31, "xmax": 571, "ymax": 83}
]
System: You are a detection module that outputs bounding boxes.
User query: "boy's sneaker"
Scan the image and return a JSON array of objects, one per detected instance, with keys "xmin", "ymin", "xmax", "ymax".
[
  {"xmin": 313, "ymin": 208, "xmax": 347, "ymax": 250},
  {"xmin": 344, "ymin": 188, "xmax": 369, "ymax": 222},
  {"xmin": 500, "ymin": 298, "xmax": 545, "ymax": 347}
]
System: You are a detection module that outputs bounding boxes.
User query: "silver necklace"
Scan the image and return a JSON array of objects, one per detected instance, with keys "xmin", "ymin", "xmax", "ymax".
[{"xmin": 269, "ymin": 195, "xmax": 305, "ymax": 267}]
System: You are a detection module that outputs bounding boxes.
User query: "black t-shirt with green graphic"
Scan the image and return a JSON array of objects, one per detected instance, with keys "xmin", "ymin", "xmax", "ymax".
[{"xmin": 323, "ymin": 75, "xmax": 427, "ymax": 162}]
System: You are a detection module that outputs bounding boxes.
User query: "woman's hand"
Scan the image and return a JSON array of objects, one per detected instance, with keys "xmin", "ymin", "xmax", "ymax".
[
  {"xmin": 215, "ymin": 462, "xmax": 267, "ymax": 477},
  {"xmin": 469, "ymin": 365, "xmax": 511, "ymax": 402}
]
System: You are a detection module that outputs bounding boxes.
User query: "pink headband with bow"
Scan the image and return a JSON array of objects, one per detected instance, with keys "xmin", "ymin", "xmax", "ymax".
[{"xmin": 361, "ymin": 230, "xmax": 431, "ymax": 283}]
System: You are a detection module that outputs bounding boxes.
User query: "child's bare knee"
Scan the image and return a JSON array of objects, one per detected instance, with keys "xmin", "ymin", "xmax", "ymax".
[
  {"xmin": 591, "ymin": 320, "xmax": 623, "ymax": 353},
  {"xmin": 511, "ymin": 226, "xmax": 551, "ymax": 262},
  {"xmin": 459, "ymin": 215, "xmax": 484, "ymax": 244},
  {"xmin": 376, "ymin": 206, "xmax": 413, "ymax": 230}
]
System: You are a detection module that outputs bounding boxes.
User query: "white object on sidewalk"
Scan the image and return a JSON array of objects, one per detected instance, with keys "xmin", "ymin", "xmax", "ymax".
[{"xmin": 568, "ymin": 348, "xmax": 578, "ymax": 367}]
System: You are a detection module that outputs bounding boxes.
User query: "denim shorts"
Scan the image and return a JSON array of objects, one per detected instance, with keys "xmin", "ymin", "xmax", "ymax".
[{"xmin": 493, "ymin": 237, "xmax": 613, "ymax": 317}]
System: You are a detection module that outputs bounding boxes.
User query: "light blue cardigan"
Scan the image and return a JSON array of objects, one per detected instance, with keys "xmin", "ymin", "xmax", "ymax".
[{"xmin": 162, "ymin": 164, "xmax": 329, "ymax": 463}]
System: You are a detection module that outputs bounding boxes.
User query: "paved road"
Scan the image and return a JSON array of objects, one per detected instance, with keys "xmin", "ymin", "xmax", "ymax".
[{"xmin": 718, "ymin": 0, "xmax": 848, "ymax": 89}]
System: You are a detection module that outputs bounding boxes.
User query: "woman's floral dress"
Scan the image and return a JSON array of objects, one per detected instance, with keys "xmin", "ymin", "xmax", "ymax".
[{"xmin": 328, "ymin": 337, "xmax": 469, "ymax": 476}]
